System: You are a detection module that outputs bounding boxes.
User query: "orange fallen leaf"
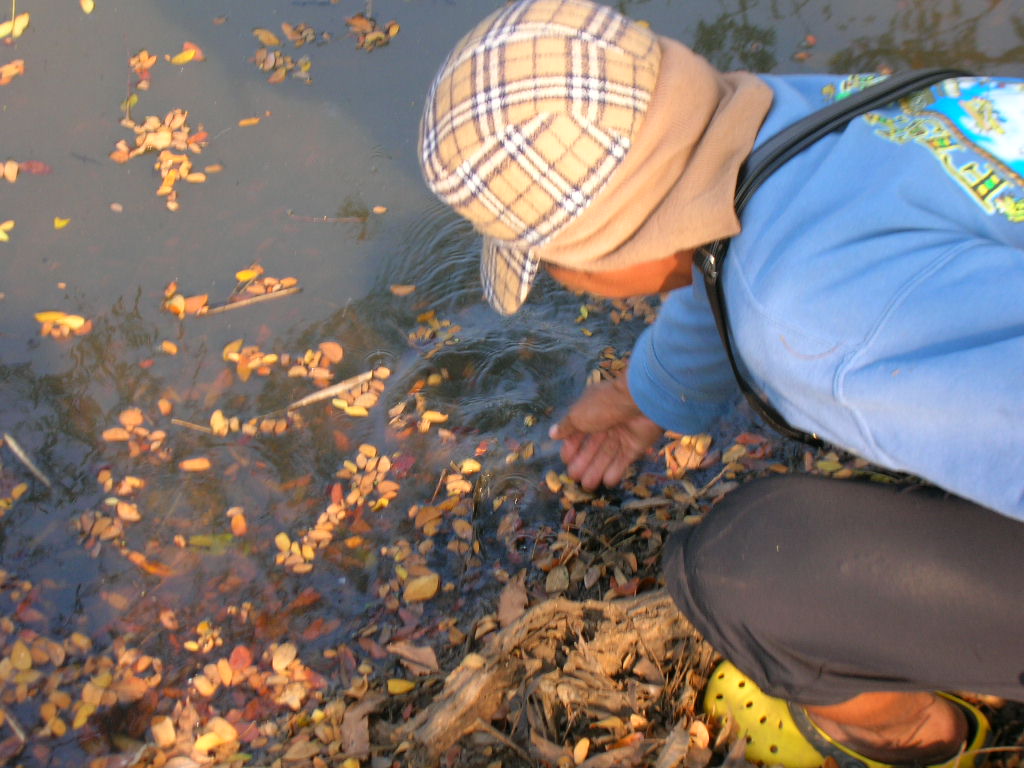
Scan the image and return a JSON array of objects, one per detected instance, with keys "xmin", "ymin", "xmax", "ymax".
[
  {"xmin": 3, "ymin": 160, "xmax": 18, "ymax": 183},
  {"xmin": 238, "ymin": 116, "xmax": 261, "ymax": 127},
  {"xmin": 182, "ymin": 41, "xmax": 205, "ymax": 61},
  {"xmin": 319, "ymin": 341, "xmax": 344, "ymax": 363},
  {"xmin": 183, "ymin": 294, "xmax": 208, "ymax": 314},
  {"xmin": 127, "ymin": 550, "xmax": 174, "ymax": 577},
  {"xmin": 18, "ymin": 161, "xmax": 52, "ymax": 175},
  {"xmin": 252, "ymin": 28, "xmax": 281, "ymax": 46},
  {"xmin": 389, "ymin": 284, "xmax": 415, "ymax": 297},
  {"xmin": 345, "ymin": 13, "xmax": 375, "ymax": 34},
  {"xmin": 179, "ymin": 457, "xmax": 212, "ymax": 471},
  {"xmin": 0, "ymin": 59, "xmax": 26, "ymax": 86},
  {"xmin": 119, "ymin": 407, "xmax": 144, "ymax": 428}
]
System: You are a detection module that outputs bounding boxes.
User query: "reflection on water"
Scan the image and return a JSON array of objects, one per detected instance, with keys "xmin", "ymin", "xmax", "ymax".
[{"xmin": 0, "ymin": 0, "xmax": 1021, "ymax": 763}]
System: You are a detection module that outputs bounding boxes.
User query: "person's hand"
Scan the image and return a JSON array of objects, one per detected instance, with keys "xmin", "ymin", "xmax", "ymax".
[{"xmin": 549, "ymin": 373, "xmax": 664, "ymax": 490}]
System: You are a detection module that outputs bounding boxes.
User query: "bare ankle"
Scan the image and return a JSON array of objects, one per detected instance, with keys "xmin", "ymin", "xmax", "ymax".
[{"xmin": 805, "ymin": 692, "xmax": 968, "ymax": 764}]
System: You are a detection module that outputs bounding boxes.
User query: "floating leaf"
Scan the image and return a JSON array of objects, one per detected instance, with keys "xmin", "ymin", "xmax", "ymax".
[
  {"xmin": 18, "ymin": 160, "xmax": 52, "ymax": 175},
  {"xmin": 319, "ymin": 340, "xmax": 344, "ymax": 363},
  {"xmin": 238, "ymin": 116, "xmax": 261, "ymax": 127},
  {"xmin": 169, "ymin": 47, "xmax": 197, "ymax": 65},
  {"xmin": 182, "ymin": 41, "xmax": 205, "ymax": 60},
  {"xmin": 0, "ymin": 13, "xmax": 30, "ymax": 40},
  {"xmin": 53, "ymin": 217, "xmax": 70, "ymax": 230},
  {"xmin": 252, "ymin": 27, "xmax": 281, "ymax": 46},
  {"xmin": 80, "ymin": 0, "xmax": 94, "ymax": 14},
  {"xmin": 235, "ymin": 267, "xmax": 260, "ymax": 282},
  {"xmin": 389, "ymin": 284, "xmax": 415, "ymax": 297},
  {"xmin": 3, "ymin": 160, "xmax": 18, "ymax": 182},
  {"xmin": 0, "ymin": 59, "xmax": 25, "ymax": 86}
]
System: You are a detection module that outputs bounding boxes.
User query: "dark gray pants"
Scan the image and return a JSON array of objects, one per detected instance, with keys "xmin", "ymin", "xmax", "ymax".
[{"xmin": 663, "ymin": 475, "xmax": 1024, "ymax": 706}]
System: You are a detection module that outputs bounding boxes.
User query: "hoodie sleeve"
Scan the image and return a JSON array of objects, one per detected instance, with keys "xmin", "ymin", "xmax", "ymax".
[{"xmin": 627, "ymin": 274, "xmax": 739, "ymax": 433}]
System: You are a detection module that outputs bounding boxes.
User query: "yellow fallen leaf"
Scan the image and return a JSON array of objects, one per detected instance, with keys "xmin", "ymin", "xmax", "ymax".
[
  {"xmin": 179, "ymin": 457, "xmax": 212, "ymax": 472},
  {"xmin": 573, "ymin": 737, "xmax": 591, "ymax": 764},
  {"xmin": 3, "ymin": 160, "xmax": 18, "ymax": 182},
  {"xmin": 55, "ymin": 314, "xmax": 86, "ymax": 330},
  {"xmin": 80, "ymin": 0, "xmax": 94, "ymax": 14},
  {"xmin": 34, "ymin": 310, "xmax": 67, "ymax": 324},
  {"xmin": 53, "ymin": 217, "xmax": 70, "ymax": 230},
  {"xmin": 10, "ymin": 640, "xmax": 31, "ymax": 670},
  {"xmin": 235, "ymin": 268, "xmax": 260, "ymax": 282},
  {"xmin": 222, "ymin": 338, "xmax": 244, "ymax": 360},
  {"xmin": 193, "ymin": 732, "xmax": 224, "ymax": 753},
  {"xmin": 169, "ymin": 47, "xmax": 196, "ymax": 65},
  {"xmin": 73, "ymin": 703, "xmax": 95, "ymax": 730},
  {"xmin": 387, "ymin": 678, "xmax": 416, "ymax": 695},
  {"xmin": 238, "ymin": 116, "xmax": 261, "ymax": 127},
  {"xmin": 0, "ymin": 219, "xmax": 13, "ymax": 242},
  {"xmin": 0, "ymin": 13, "xmax": 30, "ymax": 40},
  {"xmin": 161, "ymin": 340, "xmax": 178, "ymax": 355},
  {"xmin": 421, "ymin": 410, "xmax": 448, "ymax": 424}
]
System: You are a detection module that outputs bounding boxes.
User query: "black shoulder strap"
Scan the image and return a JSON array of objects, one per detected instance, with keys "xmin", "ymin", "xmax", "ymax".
[{"xmin": 695, "ymin": 68, "xmax": 971, "ymax": 446}]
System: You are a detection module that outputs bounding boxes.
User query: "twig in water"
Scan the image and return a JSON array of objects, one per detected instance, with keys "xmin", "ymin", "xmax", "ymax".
[
  {"xmin": 261, "ymin": 370, "xmax": 375, "ymax": 418},
  {"xmin": 0, "ymin": 704, "xmax": 26, "ymax": 743},
  {"xmin": 205, "ymin": 285, "xmax": 302, "ymax": 315},
  {"xmin": 2, "ymin": 432, "xmax": 51, "ymax": 489},
  {"xmin": 170, "ymin": 418, "xmax": 213, "ymax": 434},
  {"xmin": 287, "ymin": 209, "xmax": 368, "ymax": 224}
]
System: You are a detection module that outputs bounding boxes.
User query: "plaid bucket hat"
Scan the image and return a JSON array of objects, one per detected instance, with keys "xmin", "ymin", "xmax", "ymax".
[{"xmin": 419, "ymin": 0, "xmax": 661, "ymax": 314}]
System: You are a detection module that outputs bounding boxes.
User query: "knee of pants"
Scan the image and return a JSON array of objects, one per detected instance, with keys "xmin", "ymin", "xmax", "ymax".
[
  {"xmin": 660, "ymin": 477, "xmax": 822, "ymax": 697},
  {"xmin": 662, "ymin": 517, "xmax": 759, "ymax": 657}
]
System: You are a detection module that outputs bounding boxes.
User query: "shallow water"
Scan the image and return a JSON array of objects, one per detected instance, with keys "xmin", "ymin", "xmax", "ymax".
[{"xmin": 0, "ymin": 0, "xmax": 1021, "ymax": 764}]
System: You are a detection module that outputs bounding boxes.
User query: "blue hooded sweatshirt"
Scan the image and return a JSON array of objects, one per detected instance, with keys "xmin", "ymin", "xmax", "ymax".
[{"xmin": 627, "ymin": 75, "xmax": 1024, "ymax": 520}]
